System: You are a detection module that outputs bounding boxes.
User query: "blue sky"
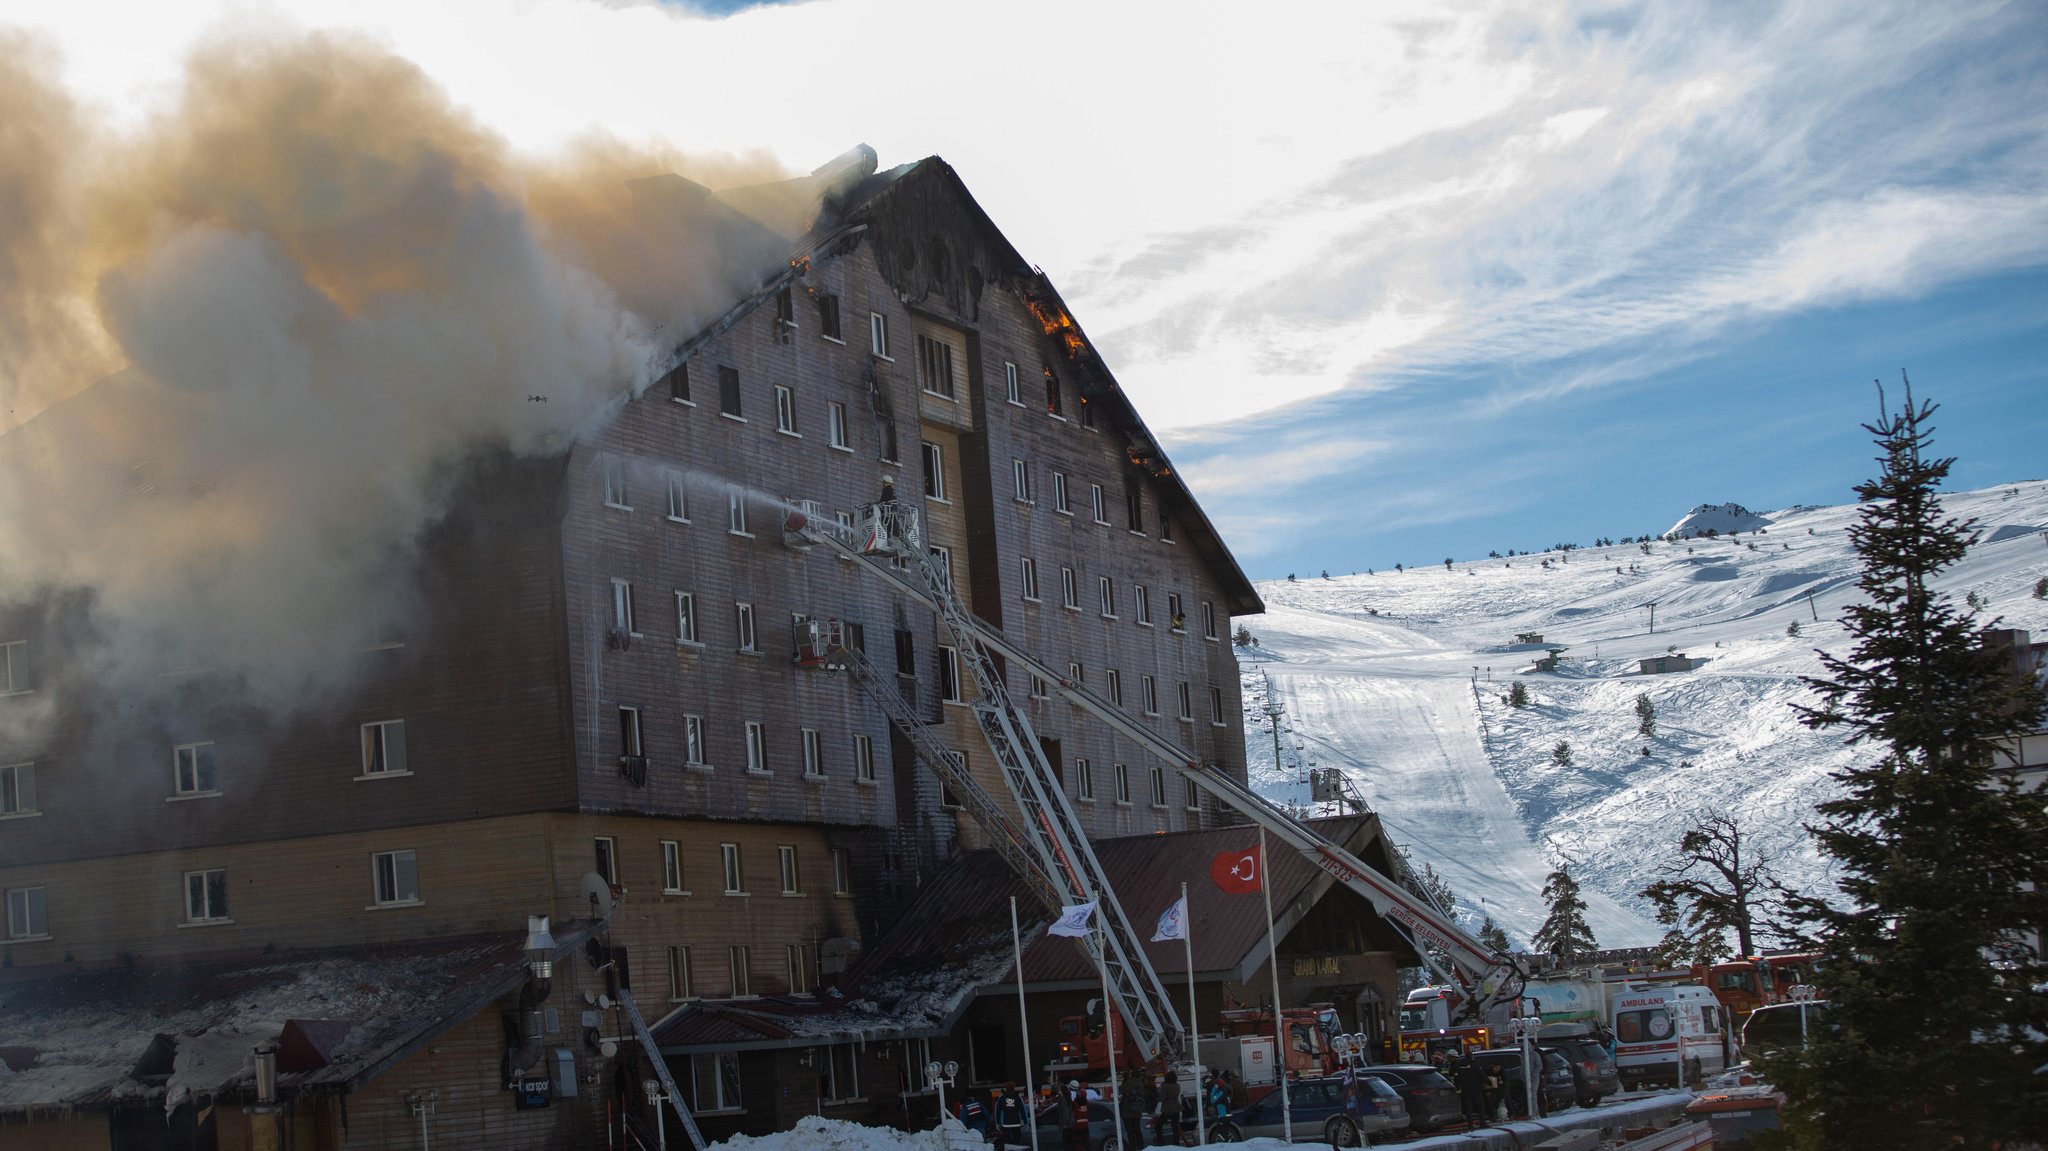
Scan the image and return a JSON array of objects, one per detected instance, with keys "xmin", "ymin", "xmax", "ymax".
[{"xmin": 5, "ymin": 0, "xmax": 2044, "ymax": 578}]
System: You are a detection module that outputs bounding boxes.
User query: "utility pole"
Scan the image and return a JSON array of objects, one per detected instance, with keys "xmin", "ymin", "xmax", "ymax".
[
  {"xmin": 1644, "ymin": 601, "xmax": 1658, "ymax": 635},
  {"xmin": 1264, "ymin": 701, "xmax": 1286, "ymax": 776},
  {"xmin": 1806, "ymin": 589, "xmax": 1818, "ymax": 621}
]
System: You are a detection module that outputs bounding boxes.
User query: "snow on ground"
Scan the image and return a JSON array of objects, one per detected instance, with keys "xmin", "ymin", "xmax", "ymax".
[{"xmin": 1237, "ymin": 480, "xmax": 2048, "ymax": 950}]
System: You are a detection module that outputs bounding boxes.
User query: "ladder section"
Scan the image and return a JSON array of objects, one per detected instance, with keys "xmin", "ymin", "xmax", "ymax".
[
  {"xmin": 793, "ymin": 501, "xmax": 1181, "ymax": 1062},
  {"xmin": 791, "ymin": 501, "xmax": 1520, "ymax": 1016},
  {"xmin": 617, "ymin": 988, "xmax": 707, "ymax": 1150}
]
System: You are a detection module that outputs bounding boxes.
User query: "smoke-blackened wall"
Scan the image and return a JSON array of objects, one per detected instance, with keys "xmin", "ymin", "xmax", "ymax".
[{"xmin": 0, "ymin": 31, "xmax": 822, "ymax": 733}]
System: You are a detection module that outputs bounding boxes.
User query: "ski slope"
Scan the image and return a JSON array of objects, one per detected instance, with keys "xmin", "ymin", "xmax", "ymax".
[{"xmin": 1238, "ymin": 480, "xmax": 2048, "ymax": 951}]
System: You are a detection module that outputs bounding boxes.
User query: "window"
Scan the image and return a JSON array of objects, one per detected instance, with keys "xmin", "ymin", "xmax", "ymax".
[
  {"xmin": 594, "ymin": 837, "xmax": 618, "ymax": 886},
  {"xmin": 824, "ymin": 1044, "xmax": 859, "ymax": 1101},
  {"xmin": 938, "ymin": 646, "xmax": 962, "ymax": 703},
  {"xmin": 1068, "ymin": 661, "xmax": 1084, "ymax": 685},
  {"xmin": 786, "ymin": 944, "xmax": 812, "ymax": 994},
  {"xmin": 1061, "ymin": 567, "xmax": 1078, "ymax": 610},
  {"xmin": 668, "ymin": 945, "xmax": 693, "ymax": 1000},
  {"xmin": 665, "ymin": 363, "xmax": 691, "ymax": 403},
  {"xmin": 828, "ymin": 401, "xmax": 850, "ymax": 449},
  {"xmin": 1079, "ymin": 396, "xmax": 1096, "ymax": 428},
  {"xmin": 619, "ymin": 707, "xmax": 643, "ymax": 757},
  {"xmin": 921, "ymin": 441, "xmax": 945, "ymax": 500},
  {"xmin": 361, "ymin": 720, "xmax": 407, "ymax": 777},
  {"xmin": 929, "ymin": 545, "xmax": 953, "ymax": 587},
  {"xmin": 184, "ymin": 869, "xmax": 229, "ymax": 923},
  {"xmin": 1004, "ymin": 361, "xmax": 1021, "ymax": 404},
  {"xmin": 1114, "ymin": 763, "xmax": 1131, "ymax": 805},
  {"xmin": 718, "ymin": 365, "xmax": 742, "ymax": 417},
  {"xmin": 0, "ymin": 641, "xmax": 24, "ymax": 693},
  {"xmin": 1142, "ymin": 675, "xmax": 1159, "ymax": 715},
  {"xmin": 778, "ymin": 845, "xmax": 801, "ymax": 894},
  {"xmin": 673, "ymin": 592, "xmax": 698, "ymax": 644},
  {"xmin": 1076, "ymin": 757, "xmax": 1094, "ymax": 801},
  {"xmin": 1019, "ymin": 557, "xmax": 1040, "ymax": 601},
  {"xmin": 692, "ymin": 1052, "xmax": 743, "ymax": 1112},
  {"xmin": 774, "ymin": 385, "xmax": 798, "ymax": 434},
  {"xmin": 0, "ymin": 763, "xmax": 34, "ymax": 816},
  {"xmin": 745, "ymin": 721, "xmax": 768, "ymax": 773},
  {"xmin": 1030, "ymin": 674, "xmax": 1048, "ymax": 699},
  {"xmin": 1135, "ymin": 585, "xmax": 1151, "ymax": 625},
  {"xmin": 6, "ymin": 886, "xmax": 46, "ymax": 939},
  {"xmin": 727, "ymin": 489, "xmax": 749, "ymax": 535},
  {"xmin": 1106, "ymin": 669, "xmax": 1123, "ymax": 707},
  {"xmin": 917, "ymin": 334, "xmax": 955, "ymax": 398},
  {"xmin": 1210, "ymin": 686, "xmax": 1226, "ymax": 724},
  {"xmin": 172, "ymin": 742, "xmax": 217, "ymax": 796},
  {"xmin": 665, "ymin": 472, "xmax": 690, "ymax": 521},
  {"xmin": 869, "ymin": 312, "xmax": 890, "ymax": 358},
  {"xmin": 941, "ymin": 750, "xmax": 967, "ymax": 809},
  {"xmin": 1098, "ymin": 576, "xmax": 1116, "ymax": 617},
  {"xmin": 662, "ymin": 841, "xmax": 684, "ymax": 893},
  {"xmin": 1185, "ymin": 777, "xmax": 1201, "ymax": 810},
  {"xmin": 1012, "ymin": 458, "xmax": 1032, "ymax": 502},
  {"xmin": 372, "ymin": 849, "xmax": 420, "ymax": 906},
  {"xmin": 735, "ymin": 603, "xmax": 757, "ymax": 652},
  {"xmin": 1168, "ymin": 593, "xmax": 1185, "ymax": 630},
  {"xmin": 612, "ymin": 578, "xmax": 637, "ymax": 633},
  {"xmin": 1045, "ymin": 370, "xmax": 1062, "ymax": 416},
  {"xmin": 1202, "ymin": 601, "xmax": 1217, "ymax": 639},
  {"xmin": 721, "ymin": 843, "xmax": 745, "ymax": 894},
  {"xmin": 684, "ymin": 715, "xmax": 706, "ymax": 766},
  {"xmin": 1091, "ymin": 483, "xmax": 1108, "ymax": 524},
  {"xmin": 729, "ymin": 944, "xmax": 752, "ymax": 995},
  {"xmin": 775, "ymin": 286, "xmax": 795, "ymax": 331},
  {"xmin": 1150, "ymin": 766, "xmax": 1167, "ymax": 807},
  {"xmin": 604, "ymin": 458, "xmax": 630, "ymax": 509},
  {"xmin": 1161, "ymin": 515, "xmax": 1174, "ymax": 543},
  {"xmin": 1178, "ymin": 682, "xmax": 1194, "ymax": 721},
  {"xmin": 894, "ymin": 629, "xmax": 916, "ymax": 677},
  {"xmin": 880, "ymin": 420, "xmax": 898, "ymax": 463},
  {"xmin": 802, "ymin": 728, "xmax": 824, "ymax": 777},
  {"xmin": 833, "ymin": 848, "xmax": 853, "ymax": 894},
  {"xmin": 818, "ymin": 294, "xmax": 842, "ymax": 340},
  {"xmin": 1126, "ymin": 482, "xmax": 1144, "ymax": 532}
]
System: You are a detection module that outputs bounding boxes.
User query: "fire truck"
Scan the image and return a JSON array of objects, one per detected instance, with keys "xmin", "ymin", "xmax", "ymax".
[
  {"xmin": 1694, "ymin": 953, "xmax": 1822, "ymax": 1023},
  {"xmin": 1396, "ymin": 986, "xmax": 1496, "ymax": 1063}
]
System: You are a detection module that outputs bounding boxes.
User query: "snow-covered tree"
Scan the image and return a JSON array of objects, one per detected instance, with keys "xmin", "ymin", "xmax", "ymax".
[
  {"xmin": 1531, "ymin": 867, "xmax": 1597, "ymax": 962},
  {"xmin": 1769, "ymin": 386, "xmax": 2048, "ymax": 1149},
  {"xmin": 1639, "ymin": 812, "xmax": 1780, "ymax": 964}
]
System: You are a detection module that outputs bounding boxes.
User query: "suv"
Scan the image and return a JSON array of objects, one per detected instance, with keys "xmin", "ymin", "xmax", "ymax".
[
  {"xmin": 1207, "ymin": 1073, "xmax": 1408, "ymax": 1146},
  {"xmin": 1349, "ymin": 1065, "xmax": 1461, "ymax": 1133},
  {"xmin": 1471, "ymin": 1049, "xmax": 1576, "ymax": 1118},
  {"xmin": 1538, "ymin": 1037, "xmax": 1621, "ymax": 1106}
]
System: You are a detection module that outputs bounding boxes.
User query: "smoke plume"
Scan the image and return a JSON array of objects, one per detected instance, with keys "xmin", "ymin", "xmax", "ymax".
[{"xmin": 0, "ymin": 30, "xmax": 809, "ymax": 721}]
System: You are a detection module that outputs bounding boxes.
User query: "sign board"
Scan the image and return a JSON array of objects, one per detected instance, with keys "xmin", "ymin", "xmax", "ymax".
[
  {"xmin": 513, "ymin": 1077, "xmax": 553, "ymax": 1109},
  {"xmin": 1236, "ymin": 1036, "xmax": 1275, "ymax": 1087}
]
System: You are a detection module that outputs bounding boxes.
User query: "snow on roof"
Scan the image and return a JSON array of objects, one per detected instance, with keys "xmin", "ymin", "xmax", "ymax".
[{"xmin": 0, "ymin": 922, "xmax": 601, "ymax": 1114}]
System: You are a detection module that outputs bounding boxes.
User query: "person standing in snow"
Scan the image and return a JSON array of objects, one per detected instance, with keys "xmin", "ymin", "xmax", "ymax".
[
  {"xmin": 1117, "ymin": 1075, "xmax": 1147, "ymax": 1149},
  {"xmin": 1155, "ymin": 1068, "xmax": 1181, "ymax": 1146},
  {"xmin": 1061, "ymin": 1080, "xmax": 1092, "ymax": 1151},
  {"xmin": 959, "ymin": 1090, "xmax": 992, "ymax": 1141},
  {"xmin": 1456, "ymin": 1052, "xmax": 1486, "ymax": 1126},
  {"xmin": 994, "ymin": 1082, "xmax": 1027, "ymax": 1151}
]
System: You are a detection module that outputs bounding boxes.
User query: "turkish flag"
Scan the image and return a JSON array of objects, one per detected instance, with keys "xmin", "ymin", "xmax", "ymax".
[{"xmin": 1210, "ymin": 845, "xmax": 1262, "ymax": 893}]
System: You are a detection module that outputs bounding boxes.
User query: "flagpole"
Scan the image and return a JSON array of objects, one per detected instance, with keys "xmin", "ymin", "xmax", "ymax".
[
  {"xmin": 1097, "ymin": 921, "xmax": 1119, "ymax": 1134},
  {"xmin": 1259, "ymin": 824, "xmax": 1291, "ymax": 1143},
  {"xmin": 1012, "ymin": 897, "xmax": 1040, "ymax": 1151},
  {"xmin": 1183, "ymin": 880, "xmax": 1204, "ymax": 1148}
]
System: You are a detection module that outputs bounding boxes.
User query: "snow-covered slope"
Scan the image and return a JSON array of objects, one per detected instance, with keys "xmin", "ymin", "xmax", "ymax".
[{"xmin": 1238, "ymin": 480, "xmax": 2048, "ymax": 951}]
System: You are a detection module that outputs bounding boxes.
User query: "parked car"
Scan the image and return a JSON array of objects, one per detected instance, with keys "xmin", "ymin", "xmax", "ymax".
[
  {"xmin": 1033, "ymin": 1090, "xmax": 1121, "ymax": 1151},
  {"xmin": 1471, "ymin": 1049, "xmax": 1576, "ymax": 1117},
  {"xmin": 1537, "ymin": 1036, "xmax": 1621, "ymax": 1106},
  {"xmin": 1348, "ymin": 1065, "xmax": 1462, "ymax": 1133},
  {"xmin": 1205, "ymin": 1073, "xmax": 1409, "ymax": 1145},
  {"xmin": 1739, "ymin": 1000, "xmax": 1831, "ymax": 1063}
]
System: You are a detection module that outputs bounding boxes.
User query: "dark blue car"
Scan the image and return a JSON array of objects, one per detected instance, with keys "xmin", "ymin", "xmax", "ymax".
[{"xmin": 1206, "ymin": 1074, "xmax": 1409, "ymax": 1146}]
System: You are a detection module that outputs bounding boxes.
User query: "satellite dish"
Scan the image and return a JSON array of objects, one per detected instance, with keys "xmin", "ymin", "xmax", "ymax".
[
  {"xmin": 580, "ymin": 871, "xmax": 617, "ymax": 921},
  {"xmin": 600, "ymin": 1038, "xmax": 619, "ymax": 1058}
]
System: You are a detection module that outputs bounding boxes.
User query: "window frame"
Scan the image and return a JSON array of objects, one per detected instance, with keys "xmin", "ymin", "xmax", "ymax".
[
  {"xmin": 6, "ymin": 885, "xmax": 46, "ymax": 940},
  {"xmin": 594, "ymin": 836, "xmax": 618, "ymax": 886},
  {"xmin": 1185, "ymin": 776, "xmax": 1202, "ymax": 811},
  {"xmin": 1106, "ymin": 669, "xmax": 1123, "ymax": 707},
  {"xmin": 1202, "ymin": 601, "xmax": 1218, "ymax": 639},
  {"xmin": 619, "ymin": 706, "xmax": 644, "ymax": 757},
  {"xmin": 359, "ymin": 719, "xmax": 408, "ymax": 779},
  {"xmin": 603, "ymin": 457, "xmax": 631, "ymax": 510},
  {"xmin": 727, "ymin": 489, "xmax": 751, "ymax": 536},
  {"xmin": 786, "ymin": 943, "xmax": 813, "ymax": 995},
  {"xmin": 669, "ymin": 944, "xmax": 694, "ymax": 1001},
  {"xmin": 1051, "ymin": 472, "xmax": 1070, "ymax": 515},
  {"xmin": 184, "ymin": 868, "xmax": 230, "ymax": 924},
  {"xmin": 1210, "ymin": 686, "xmax": 1227, "ymax": 725},
  {"xmin": 612, "ymin": 578, "xmax": 638, "ymax": 635},
  {"xmin": 735, "ymin": 602, "xmax": 757, "ymax": 653},
  {"xmin": 818, "ymin": 294, "xmax": 843, "ymax": 341},
  {"xmin": 664, "ymin": 471, "xmax": 690, "ymax": 522},
  {"xmin": 1098, "ymin": 575, "xmax": 1116, "ymax": 618},
  {"xmin": 0, "ymin": 763, "xmax": 35, "ymax": 817},
  {"xmin": 778, "ymin": 845, "xmax": 801, "ymax": 895},
  {"xmin": 371, "ymin": 848, "xmax": 421, "ymax": 907},
  {"xmin": 1004, "ymin": 361, "xmax": 1022, "ymax": 405},
  {"xmin": 1061, "ymin": 567, "xmax": 1079, "ymax": 610},
  {"xmin": 665, "ymin": 362, "xmax": 692, "ymax": 405},
  {"xmin": 916, "ymin": 333, "xmax": 956, "ymax": 399},
  {"xmin": 869, "ymin": 312, "xmax": 891, "ymax": 359},
  {"xmin": 718, "ymin": 364, "xmax": 743, "ymax": 418},
  {"xmin": 852, "ymin": 733, "xmax": 875, "ymax": 782},
  {"xmin": 828, "ymin": 401, "xmax": 851, "ymax": 450},
  {"xmin": 675, "ymin": 591, "xmax": 698, "ymax": 645},
  {"xmin": 744, "ymin": 721, "xmax": 769, "ymax": 775},
  {"xmin": 937, "ymin": 645, "xmax": 963, "ymax": 704},
  {"xmin": 172, "ymin": 741, "xmax": 218, "ymax": 798},
  {"xmin": 1142, "ymin": 675, "xmax": 1159, "ymax": 716},
  {"xmin": 684, "ymin": 715, "xmax": 707, "ymax": 768},
  {"xmin": 1114, "ymin": 763, "xmax": 1131, "ymax": 806},
  {"xmin": 920, "ymin": 440, "xmax": 946, "ymax": 502},
  {"xmin": 0, "ymin": 641, "xmax": 26, "ymax": 695},
  {"xmin": 774, "ymin": 384, "xmax": 799, "ymax": 435},
  {"xmin": 1012, "ymin": 458, "xmax": 1032, "ymax": 503},
  {"xmin": 1135, "ymin": 585, "xmax": 1151, "ymax": 626},
  {"xmin": 1150, "ymin": 765, "xmax": 1168, "ymax": 808},
  {"xmin": 662, "ymin": 840, "xmax": 685, "ymax": 894},
  {"xmin": 1178, "ymin": 681, "xmax": 1194, "ymax": 721},
  {"xmin": 1169, "ymin": 592, "xmax": 1186, "ymax": 631},
  {"xmin": 1019, "ymin": 557, "xmax": 1040, "ymax": 602},
  {"xmin": 1076, "ymin": 757, "xmax": 1095, "ymax": 801},
  {"xmin": 1091, "ymin": 483, "xmax": 1108, "ymax": 525},
  {"xmin": 721, "ymin": 843, "xmax": 746, "ymax": 895},
  {"xmin": 802, "ymin": 728, "xmax": 825, "ymax": 778},
  {"xmin": 833, "ymin": 848, "xmax": 853, "ymax": 895},
  {"xmin": 729, "ymin": 944, "xmax": 752, "ymax": 997}
]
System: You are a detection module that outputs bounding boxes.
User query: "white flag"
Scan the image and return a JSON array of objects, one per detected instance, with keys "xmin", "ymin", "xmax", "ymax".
[
  {"xmin": 1047, "ymin": 901, "xmax": 1098, "ymax": 938},
  {"xmin": 1151, "ymin": 894, "xmax": 1188, "ymax": 943}
]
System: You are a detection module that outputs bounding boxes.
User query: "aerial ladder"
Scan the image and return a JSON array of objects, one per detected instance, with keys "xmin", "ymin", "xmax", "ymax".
[
  {"xmin": 789, "ymin": 498, "xmax": 1183, "ymax": 1063},
  {"xmin": 790, "ymin": 498, "xmax": 1526, "ymax": 1049}
]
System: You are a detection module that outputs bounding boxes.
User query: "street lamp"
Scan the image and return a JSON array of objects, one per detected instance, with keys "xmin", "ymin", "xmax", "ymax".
[
  {"xmin": 644, "ymin": 1078, "xmax": 670, "ymax": 1151},
  {"xmin": 1508, "ymin": 1005, "xmax": 1544, "ymax": 1121},
  {"xmin": 927, "ymin": 1060, "xmax": 960, "ymax": 1122},
  {"xmin": 524, "ymin": 915, "xmax": 556, "ymax": 983}
]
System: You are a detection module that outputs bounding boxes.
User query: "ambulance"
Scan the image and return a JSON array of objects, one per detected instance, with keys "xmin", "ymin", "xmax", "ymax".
[{"xmin": 1610, "ymin": 983, "xmax": 1727, "ymax": 1088}]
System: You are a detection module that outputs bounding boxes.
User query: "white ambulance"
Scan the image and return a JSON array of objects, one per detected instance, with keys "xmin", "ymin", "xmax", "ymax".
[{"xmin": 1610, "ymin": 983, "xmax": 1727, "ymax": 1088}]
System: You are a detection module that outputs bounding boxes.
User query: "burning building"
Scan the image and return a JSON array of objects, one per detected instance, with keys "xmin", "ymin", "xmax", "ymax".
[{"xmin": 0, "ymin": 139, "xmax": 1269, "ymax": 1148}]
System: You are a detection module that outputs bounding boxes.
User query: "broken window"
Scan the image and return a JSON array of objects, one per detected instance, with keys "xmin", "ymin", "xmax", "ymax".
[
  {"xmin": 718, "ymin": 365, "xmax": 742, "ymax": 417},
  {"xmin": 817, "ymin": 294, "xmax": 842, "ymax": 340}
]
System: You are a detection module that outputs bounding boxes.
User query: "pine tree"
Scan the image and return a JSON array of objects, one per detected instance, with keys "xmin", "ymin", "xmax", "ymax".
[
  {"xmin": 1639, "ymin": 812, "xmax": 1779, "ymax": 964},
  {"xmin": 1531, "ymin": 867, "xmax": 1596, "ymax": 962},
  {"xmin": 1508, "ymin": 681, "xmax": 1529, "ymax": 708},
  {"xmin": 1478, "ymin": 915, "xmax": 1512, "ymax": 953},
  {"xmin": 1634, "ymin": 694, "xmax": 1657, "ymax": 738},
  {"xmin": 1551, "ymin": 740, "xmax": 1573, "ymax": 767},
  {"xmin": 1767, "ymin": 386, "xmax": 2048, "ymax": 1149}
]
